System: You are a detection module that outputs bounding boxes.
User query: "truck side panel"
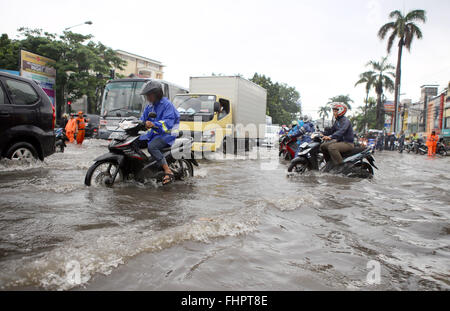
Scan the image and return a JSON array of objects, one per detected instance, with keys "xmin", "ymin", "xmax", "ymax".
[{"xmin": 189, "ymin": 76, "xmax": 267, "ymax": 140}]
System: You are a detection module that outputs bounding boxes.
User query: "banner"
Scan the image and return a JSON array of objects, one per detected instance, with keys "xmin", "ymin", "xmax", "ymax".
[{"xmin": 20, "ymin": 50, "xmax": 56, "ymax": 106}]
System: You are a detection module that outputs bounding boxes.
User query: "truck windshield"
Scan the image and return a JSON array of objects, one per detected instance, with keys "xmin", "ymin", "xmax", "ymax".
[
  {"xmin": 101, "ymin": 81, "xmax": 146, "ymax": 118},
  {"xmin": 174, "ymin": 95, "xmax": 216, "ymax": 122}
]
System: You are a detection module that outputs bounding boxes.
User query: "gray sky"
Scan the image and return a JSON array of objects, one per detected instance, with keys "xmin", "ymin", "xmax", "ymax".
[{"xmin": 1, "ymin": 0, "xmax": 449, "ymax": 118}]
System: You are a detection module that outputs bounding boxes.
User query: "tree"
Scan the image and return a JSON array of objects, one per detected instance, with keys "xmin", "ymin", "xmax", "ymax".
[
  {"xmin": 378, "ymin": 9, "xmax": 426, "ymax": 131},
  {"xmin": 250, "ymin": 73, "xmax": 301, "ymax": 125},
  {"xmin": 329, "ymin": 95, "xmax": 353, "ymax": 111},
  {"xmin": 318, "ymin": 105, "xmax": 331, "ymax": 129},
  {"xmin": 0, "ymin": 28, "xmax": 125, "ymax": 117},
  {"xmin": 366, "ymin": 57, "xmax": 395, "ymax": 129},
  {"xmin": 355, "ymin": 71, "xmax": 376, "ymax": 133},
  {"xmin": 350, "ymin": 97, "xmax": 377, "ymax": 133}
]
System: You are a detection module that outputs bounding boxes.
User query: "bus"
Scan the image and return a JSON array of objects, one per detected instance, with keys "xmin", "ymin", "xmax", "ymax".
[{"xmin": 98, "ymin": 78, "xmax": 188, "ymax": 139}]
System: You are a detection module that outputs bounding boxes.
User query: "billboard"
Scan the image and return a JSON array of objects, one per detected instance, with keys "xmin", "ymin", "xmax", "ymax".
[
  {"xmin": 20, "ymin": 50, "xmax": 56, "ymax": 106},
  {"xmin": 384, "ymin": 101, "xmax": 395, "ymax": 113}
]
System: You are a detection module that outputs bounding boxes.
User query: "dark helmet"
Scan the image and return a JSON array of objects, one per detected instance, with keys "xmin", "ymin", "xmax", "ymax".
[{"xmin": 140, "ymin": 80, "xmax": 163, "ymax": 101}]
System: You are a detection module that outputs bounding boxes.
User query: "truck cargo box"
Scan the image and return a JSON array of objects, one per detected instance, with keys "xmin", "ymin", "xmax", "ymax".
[{"xmin": 189, "ymin": 76, "xmax": 267, "ymax": 140}]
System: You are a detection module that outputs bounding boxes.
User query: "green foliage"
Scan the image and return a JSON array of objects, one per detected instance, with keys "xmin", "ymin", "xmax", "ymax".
[
  {"xmin": 0, "ymin": 28, "xmax": 126, "ymax": 116},
  {"xmin": 378, "ymin": 9, "xmax": 426, "ymax": 53},
  {"xmin": 250, "ymin": 73, "xmax": 301, "ymax": 125},
  {"xmin": 350, "ymin": 97, "xmax": 377, "ymax": 133},
  {"xmin": 365, "ymin": 57, "xmax": 396, "ymax": 129},
  {"xmin": 328, "ymin": 95, "xmax": 353, "ymax": 110}
]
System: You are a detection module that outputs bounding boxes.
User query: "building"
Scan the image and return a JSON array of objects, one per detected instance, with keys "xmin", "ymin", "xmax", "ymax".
[
  {"xmin": 402, "ymin": 83, "xmax": 450, "ymax": 142},
  {"xmin": 115, "ymin": 50, "xmax": 164, "ymax": 79}
]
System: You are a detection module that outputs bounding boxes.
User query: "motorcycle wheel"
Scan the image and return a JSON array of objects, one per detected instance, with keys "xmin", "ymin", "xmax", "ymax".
[
  {"xmin": 288, "ymin": 159, "xmax": 308, "ymax": 174},
  {"xmin": 85, "ymin": 160, "xmax": 123, "ymax": 187},
  {"xmin": 348, "ymin": 162, "xmax": 374, "ymax": 179},
  {"xmin": 170, "ymin": 160, "xmax": 194, "ymax": 181},
  {"xmin": 439, "ymin": 149, "xmax": 448, "ymax": 157}
]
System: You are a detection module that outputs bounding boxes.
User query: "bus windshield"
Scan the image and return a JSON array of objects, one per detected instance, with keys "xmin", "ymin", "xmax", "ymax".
[
  {"xmin": 173, "ymin": 95, "xmax": 216, "ymax": 122},
  {"xmin": 101, "ymin": 81, "xmax": 146, "ymax": 118}
]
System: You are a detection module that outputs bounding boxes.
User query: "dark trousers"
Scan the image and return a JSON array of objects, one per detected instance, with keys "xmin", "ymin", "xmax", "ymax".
[
  {"xmin": 147, "ymin": 137, "xmax": 170, "ymax": 167},
  {"xmin": 321, "ymin": 140, "xmax": 354, "ymax": 165}
]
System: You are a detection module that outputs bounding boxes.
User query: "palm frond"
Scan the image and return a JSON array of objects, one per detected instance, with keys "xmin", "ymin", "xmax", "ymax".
[
  {"xmin": 405, "ymin": 10, "xmax": 426, "ymax": 23},
  {"xmin": 389, "ymin": 10, "xmax": 403, "ymax": 20},
  {"xmin": 378, "ymin": 22, "xmax": 396, "ymax": 39},
  {"xmin": 387, "ymin": 29, "xmax": 398, "ymax": 53}
]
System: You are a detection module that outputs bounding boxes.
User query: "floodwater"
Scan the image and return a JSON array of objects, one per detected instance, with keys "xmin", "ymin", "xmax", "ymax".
[{"xmin": 0, "ymin": 139, "xmax": 449, "ymax": 291}]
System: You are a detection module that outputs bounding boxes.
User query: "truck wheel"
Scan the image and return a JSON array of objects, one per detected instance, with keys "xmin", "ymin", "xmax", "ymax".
[{"xmin": 6, "ymin": 142, "xmax": 38, "ymax": 161}]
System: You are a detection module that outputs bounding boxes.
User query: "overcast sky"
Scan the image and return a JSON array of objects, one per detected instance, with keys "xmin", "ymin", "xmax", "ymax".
[{"xmin": 1, "ymin": 0, "xmax": 449, "ymax": 118}]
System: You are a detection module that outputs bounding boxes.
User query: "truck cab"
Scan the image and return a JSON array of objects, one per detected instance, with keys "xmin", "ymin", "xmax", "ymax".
[{"xmin": 174, "ymin": 94, "xmax": 232, "ymax": 152}]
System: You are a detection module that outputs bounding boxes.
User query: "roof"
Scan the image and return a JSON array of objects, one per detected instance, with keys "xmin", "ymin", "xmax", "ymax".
[
  {"xmin": 116, "ymin": 50, "xmax": 164, "ymax": 66},
  {"xmin": 0, "ymin": 71, "xmax": 34, "ymax": 83},
  {"xmin": 106, "ymin": 78, "xmax": 188, "ymax": 92}
]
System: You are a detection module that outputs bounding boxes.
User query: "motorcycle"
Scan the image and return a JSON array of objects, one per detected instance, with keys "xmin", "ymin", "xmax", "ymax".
[
  {"xmin": 437, "ymin": 139, "xmax": 448, "ymax": 156},
  {"xmin": 287, "ymin": 133, "xmax": 378, "ymax": 179},
  {"xmin": 279, "ymin": 135, "xmax": 298, "ymax": 161},
  {"xmin": 416, "ymin": 139, "xmax": 428, "ymax": 155},
  {"xmin": 55, "ymin": 128, "xmax": 68, "ymax": 153},
  {"xmin": 85, "ymin": 114, "xmax": 198, "ymax": 187}
]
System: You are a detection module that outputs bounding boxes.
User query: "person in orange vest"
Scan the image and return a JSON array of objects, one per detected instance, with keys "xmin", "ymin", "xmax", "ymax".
[
  {"xmin": 426, "ymin": 130, "xmax": 439, "ymax": 157},
  {"xmin": 65, "ymin": 114, "xmax": 76, "ymax": 143},
  {"xmin": 75, "ymin": 111, "xmax": 87, "ymax": 145}
]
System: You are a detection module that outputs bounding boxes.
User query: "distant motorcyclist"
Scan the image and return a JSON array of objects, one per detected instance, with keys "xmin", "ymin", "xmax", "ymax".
[
  {"xmin": 139, "ymin": 81, "xmax": 180, "ymax": 186},
  {"xmin": 289, "ymin": 115, "xmax": 315, "ymax": 157},
  {"xmin": 321, "ymin": 103, "xmax": 354, "ymax": 171}
]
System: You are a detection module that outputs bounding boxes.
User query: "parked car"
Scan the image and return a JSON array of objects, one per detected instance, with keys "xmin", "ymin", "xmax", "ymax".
[
  {"xmin": 0, "ymin": 72, "xmax": 55, "ymax": 161},
  {"xmin": 85, "ymin": 114, "xmax": 100, "ymax": 138}
]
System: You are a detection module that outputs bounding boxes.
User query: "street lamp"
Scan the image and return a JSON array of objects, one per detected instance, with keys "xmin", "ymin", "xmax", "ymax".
[{"xmin": 65, "ymin": 21, "xmax": 93, "ymax": 31}]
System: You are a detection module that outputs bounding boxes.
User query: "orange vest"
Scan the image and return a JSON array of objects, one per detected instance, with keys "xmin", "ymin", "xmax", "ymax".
[
  {"xmin": 65, "ymin": 119, "xmax": 76, "ymax": 132},
  {"xmin": 427, "ymin": 134, "xmax": 438, "ymax": 145},
  {"xmin": 76, "ymin": 117, "xmax": 86, "ymax": 130}
]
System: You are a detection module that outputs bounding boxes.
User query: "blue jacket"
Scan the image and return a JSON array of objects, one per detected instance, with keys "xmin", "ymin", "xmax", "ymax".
[
  {"xmin": 324, "ymin": 116, "xmax": 354, "ymax": 143},
  {"xmin": 139, "ymin": 97, "xmax": 180, "ymax": 146},
  {"xmin": 290, "ymin": 122, "xmax": 315, "ymax": 143}
]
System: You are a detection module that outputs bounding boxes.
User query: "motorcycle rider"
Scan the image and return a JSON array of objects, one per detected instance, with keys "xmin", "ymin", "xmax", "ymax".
[
  {"xmin": 321, "ymin": 103, "xmax": 354, "ymax": 172},
  {"xmin": 139, "ymin": 81, "xmax": 180, "ymax": 186},
  {"xmin": 289, "ymin": 115, "xmax": 315, "ymax": 157}
]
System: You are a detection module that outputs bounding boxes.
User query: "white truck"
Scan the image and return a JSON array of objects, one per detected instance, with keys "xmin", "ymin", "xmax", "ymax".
[{"xmin": 179, "ymin": 76, "xmax": 267, "ymax": 152}]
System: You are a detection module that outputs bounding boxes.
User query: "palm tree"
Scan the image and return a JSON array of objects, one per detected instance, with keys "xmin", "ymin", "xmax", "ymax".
[
  {"xmin": 378, "ymin": 9, "xmax": 426, "ymax": 131},
  {"xmin": 366, "ymin": 57, "xmax": 395, "ymax": 129},
  {"xmin": 329, "ymin": 95, "xmax": 353, "ymax": 111},
  {"xmin": 355, "ymin": 71, "xmax": 376, "ymax": 133},
  {"xmin": 318, "ymin": 105, "xmax": 331, "ymax": 129}
]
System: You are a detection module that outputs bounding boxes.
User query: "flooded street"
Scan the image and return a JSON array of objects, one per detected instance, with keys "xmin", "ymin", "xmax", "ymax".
[{"xmin": 0, "ymin": 139, "xmax": 449, "ymax": 291}]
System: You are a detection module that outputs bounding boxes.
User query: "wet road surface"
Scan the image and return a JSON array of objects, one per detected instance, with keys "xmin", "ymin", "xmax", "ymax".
[{"xmin": 0, "ymin": 139, "xmax": 449, "ymax": 290}]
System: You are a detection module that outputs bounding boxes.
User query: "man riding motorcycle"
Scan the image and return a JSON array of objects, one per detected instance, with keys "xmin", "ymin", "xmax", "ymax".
[
  {"xmin": 139, "ymin": 81, "xmax": 180, "ymax": 185},
  {"xmin": 321, "ymin": 103, "xmax": 354, "ymax": 172},
  {"xmin": 288, "ymin": 115, "xmax": 315, "ymax": 157}
]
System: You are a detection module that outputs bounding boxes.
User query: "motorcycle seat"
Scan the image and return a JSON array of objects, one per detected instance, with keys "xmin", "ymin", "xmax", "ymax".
[{"xmin": 342, "ymin": 147, "xmax": 366, "ymax": 158}]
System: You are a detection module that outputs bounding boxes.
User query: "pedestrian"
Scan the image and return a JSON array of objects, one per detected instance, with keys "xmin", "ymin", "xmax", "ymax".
[
  {"xmin": 75, "ymin": 111, "xmax": 87, "ymax": 145},
  {"xmin": 426, "ymin": 130, "xmax": 439, "ymax": 157},
  {"xmin": 384, "ymin": 133, "xmax": 390, "ymax": 150},
  {"xmin": 376, "ymin": 133, "xmax": 384, "ymax": 152},
  {"xmin": 65, "ymin": 114, "xmax": 76, "ymax": 143},
  {"xmin": 399, "ymin": 131, "xmax": 406, "ymax": 151},
  {"xmin": 60, "ymin": 114, "xmax": 68, "ymax": 129},
  {"xmin": 390, "ymin": 133, "xmax": 396, "ymax": 151}
]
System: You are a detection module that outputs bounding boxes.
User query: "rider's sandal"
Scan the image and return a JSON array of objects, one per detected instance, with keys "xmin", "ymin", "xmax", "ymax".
[{"xmin": 162, "ymin": 174, "xmax": 175, "ymax": 186}]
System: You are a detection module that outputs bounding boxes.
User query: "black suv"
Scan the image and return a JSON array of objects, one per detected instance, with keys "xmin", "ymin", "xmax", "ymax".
[{"xmin": 0, "ymin": 72, "xmax": 55, "ymax": 161}]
